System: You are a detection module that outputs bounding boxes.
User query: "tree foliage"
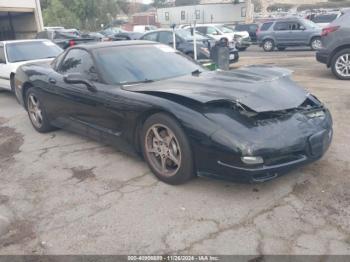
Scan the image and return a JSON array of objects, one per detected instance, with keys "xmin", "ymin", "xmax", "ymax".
[{"xmin": 40, "ymin": 0, "xmax": 126, "ymax": 31}]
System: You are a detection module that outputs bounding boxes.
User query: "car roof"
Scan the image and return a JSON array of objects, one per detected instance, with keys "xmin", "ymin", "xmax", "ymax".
[
  {"xmin": 0, "ymin": 39, "xmax": 52, "ymax": 45},
  {"xmin": 72, "ymin": 40, "xmax": 157, "ymax": 51}
]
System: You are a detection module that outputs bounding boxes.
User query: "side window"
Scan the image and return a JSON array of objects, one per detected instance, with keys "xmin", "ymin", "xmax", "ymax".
[
  {"xmin": 260, "ymin": 22, "xmax": 273, "ymax": 31},
  {"xmin": 207, "ymin": 27, "xmax": 219, "ymax": 35},
  {"xmin": 52, "ymin": 52, "xmax": 65, "ymax": 70},
  {"xmin": 0, "ymin": 47, "xmax": 6, "ymax": 64},
  {"xmin": 274, "ymin": 22, "xmax": 289, "ymax": 31},
  {"xmin": 289, "ymin": 22, "xmax": 302, "ymax": 30},
  {"xmin": 58, "ymin": 49, "xmax": 99, "ymax": 82},
  {"xmin": 142, "ymin": 32, "xmax": 158, "ymax": 41},
  {"xmin": 196, "ymin": 27, "xmax": 206, "ymax": 35},
  {"xmin": 158, "ymin": 32, "xmax": 173, "ymax": 45}
]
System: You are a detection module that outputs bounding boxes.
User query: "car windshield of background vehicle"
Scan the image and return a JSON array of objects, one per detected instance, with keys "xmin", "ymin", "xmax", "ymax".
[
  {"xmin": 94, "ymin": 45, "xmax": 203, "ymax": 85},
  {"xmin": 301, "ymin": 18, "xmax": 320, "ymax": 29},
  {"xmin": 6, "ymin": 41, "xmax": 63, "ymax": 63},
  {"xmin": 177, "ymin": 29, "xmax": 208, "ymax": 41},
  {"xmin": 217, "ymin": 25, "xmax": 234, "ymax": 33}
]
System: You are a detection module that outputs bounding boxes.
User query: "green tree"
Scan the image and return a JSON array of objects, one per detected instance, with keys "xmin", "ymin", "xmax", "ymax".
[{"xmin": 42, "ymin": 0, "xmax": 81, "ymax": 28}]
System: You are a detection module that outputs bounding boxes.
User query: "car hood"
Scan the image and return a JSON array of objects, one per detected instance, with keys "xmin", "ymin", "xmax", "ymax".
[
  {"xmin": 123, "ymin": 66, "xmax": 309, "ymax": 113},
  {"xmin": 10, "ymin": 58, "xmax": 54, "ymax": 71}
]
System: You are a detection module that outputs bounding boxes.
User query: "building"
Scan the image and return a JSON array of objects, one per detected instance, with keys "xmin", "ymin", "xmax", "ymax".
[
  {"xmin": 0, "ymin": 0, "xmax": 43, "ymax": 41},
  {"xmin": 157, "ymin": 3, "xmax": 248, "ymax": 27}
]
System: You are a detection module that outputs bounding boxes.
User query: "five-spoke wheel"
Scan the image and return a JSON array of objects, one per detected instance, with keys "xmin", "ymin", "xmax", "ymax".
[{"xmin": 141, "ymin": 113, "xmax": 194, "ymax": 185}]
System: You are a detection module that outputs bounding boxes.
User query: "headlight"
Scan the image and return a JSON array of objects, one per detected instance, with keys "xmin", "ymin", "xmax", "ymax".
[{"xmin": 241, "ymin": 156, "xmax": 264, "ymax": 165}]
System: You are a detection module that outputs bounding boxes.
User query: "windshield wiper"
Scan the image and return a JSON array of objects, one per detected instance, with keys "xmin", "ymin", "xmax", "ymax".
[
  {"xmin": 192, "ymin": 69, "xmax": 203, "ymax": 76},
  {"xmin": 121, "ymin": 79, "xmax": 154, "ymax": 85}
]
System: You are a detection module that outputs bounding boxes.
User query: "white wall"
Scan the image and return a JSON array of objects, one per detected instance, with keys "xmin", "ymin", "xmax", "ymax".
[
  {"xmin": 157, "ymin": 3, "xmax": 247, "ymax": 27},
  {"xmin": 0, "ymin": 0, "xmax": 43, "ymax": 39}
]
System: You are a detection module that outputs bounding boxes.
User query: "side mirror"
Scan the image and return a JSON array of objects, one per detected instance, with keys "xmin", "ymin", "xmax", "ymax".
[{"xmin": 64, "ymin": 73, "xmax": 97, "ymax": 92}]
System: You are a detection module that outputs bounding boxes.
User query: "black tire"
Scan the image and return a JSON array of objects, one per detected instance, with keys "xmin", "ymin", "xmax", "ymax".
[
  {"xmin": 277, "ymin": 47, "xmax": 286, "ymax": 51},
  {"xmin": 262, "ymin": 39, "xmax": 275, "ymax": 52},
  {"xmin": 141, "ymin": 113, "xmax": 195, "ymax": 185},
  {"xmin": 25, "ymin": 87, "xmax": 55, "ymax": 133},
  {"xmin": 310, "ymin": 37, "xmax": 322, "ymax": 51},
  {"xmin": 331, "ymin": 48, "xmax": 350, "ymax": 80}
]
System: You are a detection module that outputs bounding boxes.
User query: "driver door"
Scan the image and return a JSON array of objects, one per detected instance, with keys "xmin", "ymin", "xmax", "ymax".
[{"xmin": 47, "ymin": 48, "xmax": 125, "ymax": 143}]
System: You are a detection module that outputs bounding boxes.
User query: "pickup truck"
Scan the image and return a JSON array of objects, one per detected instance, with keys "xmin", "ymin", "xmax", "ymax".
[{"xmin": 36, "ymin": 29, "xmax": 98, "ymax": 49}]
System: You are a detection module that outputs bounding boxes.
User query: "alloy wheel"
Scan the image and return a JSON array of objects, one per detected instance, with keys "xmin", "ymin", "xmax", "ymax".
[
  {"xmin": 145, "ymin": 124, "xmax": 182, "ymax": 177},
  {"xmin": 312, "ymin": 39, "xmax": 322, "ymax": 50},
  {"xmin": 264, "ymin": 40, "xmax": 273, "ymax": 51},
  {"xmin": 27, "ymin": 94, "xmax": 43, "ymax": 128},
  {"xmin": 335, "ymin": 54, "xmax": 350, "ymax": 78}
]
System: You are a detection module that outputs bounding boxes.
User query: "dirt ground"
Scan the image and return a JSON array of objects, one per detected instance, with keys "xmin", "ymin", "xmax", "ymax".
[{"xmin": 0, "ymin": 46, "xmax": 349, "ymax": 255}]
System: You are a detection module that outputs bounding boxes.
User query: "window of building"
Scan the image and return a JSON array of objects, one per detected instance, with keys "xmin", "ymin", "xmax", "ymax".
[
  {"xmin": 181, "ymin": 11, "xmax": 186, "ymax": 21},
  {"xmin": 241, "ymin": 7, "xmax": 246, "ymax": 17},
  {"xmin": 165, "ymin": 12, "xmax": 169, "ymax": 21},
  {"xmin": 195, "ymin": 10, "xmax": 200, "ymax": 20}
]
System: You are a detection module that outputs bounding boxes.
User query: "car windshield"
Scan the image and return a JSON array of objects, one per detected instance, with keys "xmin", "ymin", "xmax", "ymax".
[
  {"xmin": 94, "ymin": 44, "xmax": 203, "ymax": 85},
  {"xmin": 6, "ymin": 41, "xmax": 63, "ymax": 63},
  {"xmin": 177, "ymin": 29, "xmax": 208, "ymax": 41},
  {"xmin": 216, "ymin": 25, "xmax": 234, "ymax": 33},
  {"xmin": 301, "ymin": 19, "xmax": 320, "ymax": 29}
]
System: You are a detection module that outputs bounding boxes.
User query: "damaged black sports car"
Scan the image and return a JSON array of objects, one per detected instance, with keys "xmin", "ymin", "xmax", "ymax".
[{"xmin": 14, "ymin": 41, "xmax": 333, "ymax": 185}]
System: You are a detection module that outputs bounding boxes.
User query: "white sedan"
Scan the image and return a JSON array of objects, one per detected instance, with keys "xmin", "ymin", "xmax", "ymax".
[{"xmin": 0, "ymin": 39, "xmax": 62, "ymax": 92}]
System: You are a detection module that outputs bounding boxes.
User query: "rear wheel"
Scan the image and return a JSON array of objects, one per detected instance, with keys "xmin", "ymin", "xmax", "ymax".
[
  {"xmin": 331, "ymin": 49, "xmax": 350, "ymax": 80},
  {"xmin": 263, "ymin": 39, "xmax": 274, "ymax": 52},
  {"xmin": 25, "ymin": 88, "xmax": 55, "ymax": 133},
  {"xmin": 141, "ymin": 113, "xmax": 195, "ymax": 185},
  {"xmin": 310, "ymin": 37, "xmax": 322, "ymax": 51}
]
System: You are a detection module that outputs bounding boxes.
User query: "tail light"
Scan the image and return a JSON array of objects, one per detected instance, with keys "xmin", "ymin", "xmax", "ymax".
[
  {"xmin": 69, "ymin": 39, "xmax": 76, "ymax": 47},
  {"xmin": 321, "ymin": 26, "xmax": 340, "ymax": 37}
]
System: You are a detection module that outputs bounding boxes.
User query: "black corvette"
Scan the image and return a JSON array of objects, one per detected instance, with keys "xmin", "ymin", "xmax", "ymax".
[{"xmin": 14, "ymin": 41, "xmax": 333, "ymax": 185}]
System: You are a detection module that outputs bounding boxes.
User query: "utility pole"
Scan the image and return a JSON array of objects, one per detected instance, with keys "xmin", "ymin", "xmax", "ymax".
[{"xmin": 245, "ymin": 0, "xmax": 254, "ymax": 23}]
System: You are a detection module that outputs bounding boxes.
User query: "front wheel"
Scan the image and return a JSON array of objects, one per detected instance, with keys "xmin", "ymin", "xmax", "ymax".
[
  {"xmin": 331, "ymin": 49, "xmax": 350, "ymax": 80},
  {"xmin": 310, "ymin": 37, "xmax": 322, "ymax": 51},
  {"xmin": 141, "ymin": 113, "xmax": 195, "ymax": 185},
  {"xmin": 263, "ymin": 39, "xmax": 274, "ymax": 52},
  {"xmin": 25, "ymin": 88, "xmax": 55, "ymax": 133}
]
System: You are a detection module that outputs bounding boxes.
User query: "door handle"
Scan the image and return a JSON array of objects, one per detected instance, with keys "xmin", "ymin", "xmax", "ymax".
[{"xmin": 49, "ymin": 78, "xmax": 56, "ymax": 84}]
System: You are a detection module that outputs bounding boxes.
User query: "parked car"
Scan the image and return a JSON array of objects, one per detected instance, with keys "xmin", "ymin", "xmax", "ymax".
[
  {"xmin": 81, "ymin": 32, "xmax": 110, "ymax": 42},
  {"xmin": 310, "ymin": 13, "xmax": 341, "ymax": 28},
  {"xmin": 186, "ymin": 24, "xmax": 251, "ymax": 51},
  {"xmin": 230, "ymin": 23, "xmax": 259, "ymax": 43},
  {"xmin": 257, "ymin": 18, "xmax": 322, "ymax": 51},
  {"xmin": 133, "ymin": 25, "xmax": 158, "ymax": 33},
  {"xmin": 316, "ymin": 9, "xmax": 350, "ymax": 80},
  {"xmin": 36, "ymin": 29, "xmax": 97, "ymax": 49},
  {"xmin": 0, "ymin": 40, "xmax": 62, "ymax": 93},
  {"xmin": 15, "ymin": 41, "xmax": 332, "ymax": 185},
  {"xmin": 140, "ymin": 29, "xmax": 211, "ymax": 60},
  {"xmin": 100, "ymin": 27, "xmax": 125, "ymax": 38}
]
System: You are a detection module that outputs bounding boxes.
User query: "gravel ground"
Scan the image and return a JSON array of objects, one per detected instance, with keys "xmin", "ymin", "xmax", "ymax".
[{"xmin": 0, "ymin": 46, "xmax": 349, "ymax": 255}]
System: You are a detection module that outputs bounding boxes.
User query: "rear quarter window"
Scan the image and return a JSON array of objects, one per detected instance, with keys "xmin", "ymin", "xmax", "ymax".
[{"xmin": 260, "ymin": 22, "xmax": 273, "ymax": 31}]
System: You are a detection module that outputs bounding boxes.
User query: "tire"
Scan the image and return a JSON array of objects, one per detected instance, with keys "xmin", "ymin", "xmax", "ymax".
[
  {"xmin": 25, "ymin": 87, "xmax": 55, "ymax": 133},
  {"xmin": 277, "ymin": 47, "xmax": 286, "ymax": 51},
  {"xmin": 141, "ymin": 113, "xmax": 195, "ymax": 185},
  {"xmin": 331, "ymin": 48, "xmax": 350, "ymax": 80},
  {"xmin": 310, "ymin": 37, "xmax": 322, "ymax": 51},
  {"xmin": 263, "ymin": 39, "xmax": 275, "ymax": 52}
]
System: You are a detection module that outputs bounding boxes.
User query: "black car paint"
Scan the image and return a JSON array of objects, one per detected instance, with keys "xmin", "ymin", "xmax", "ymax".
[{"xmin": 15, "ymin": 41, "xmax": 333, "ymax": 183}]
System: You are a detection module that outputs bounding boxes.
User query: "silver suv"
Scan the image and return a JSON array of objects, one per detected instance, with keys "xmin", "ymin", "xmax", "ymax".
[
  {"xmin": 257, "ymin": 18, "xmax": 322, "ymax": 52},
  {"xmin": 316, "ymin": 9, "xmax": 350, "ymax": 80}
]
